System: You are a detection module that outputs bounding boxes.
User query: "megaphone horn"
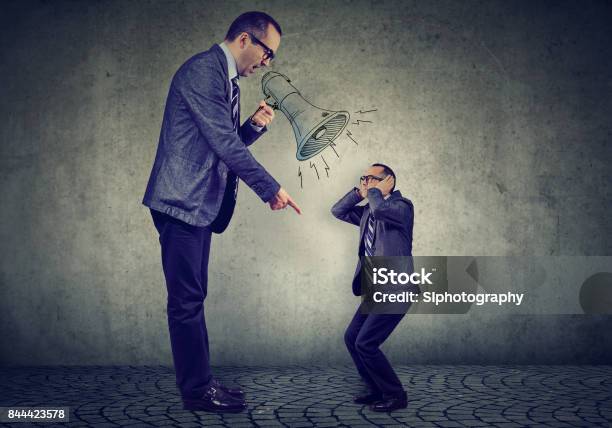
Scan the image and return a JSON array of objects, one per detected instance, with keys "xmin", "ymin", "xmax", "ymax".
[{"xmin": 262, "ymin": 72, "xmax": 350, "ymax": 161}]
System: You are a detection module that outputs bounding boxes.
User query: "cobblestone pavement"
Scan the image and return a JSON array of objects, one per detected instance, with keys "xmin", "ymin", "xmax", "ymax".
[{"xmin": 0, "ymin": 365, "xmax": 611, "ymax": 427}]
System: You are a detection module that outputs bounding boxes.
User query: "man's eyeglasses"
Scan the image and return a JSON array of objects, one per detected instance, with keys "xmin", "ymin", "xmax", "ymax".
[
  {"xmin": 360, "ymin": 175, "xmax": 384, "ymax": 183},
  {"xmin": 247, "ymin": 32, "xmax": 275, "ymax": 61}
]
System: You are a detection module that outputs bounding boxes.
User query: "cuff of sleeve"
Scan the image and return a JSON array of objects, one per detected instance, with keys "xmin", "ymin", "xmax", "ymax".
[
  {"xmin": 367, "ymin": 188, "xmax": 384, "ymax": 204},
  {"xmin": 250, "ymin": 121, "xmax": 265, "ymax": 133},
  {"xmin": 345, "ymin": 187, "xmax": 363, "ymax": 203},
  {"xmin": 352, "ymin": 187, "xmax": 364, "ymax": 200},
  {"xmin": 260, "ymin": 181, "xmax": 281, "ymax": 203}
]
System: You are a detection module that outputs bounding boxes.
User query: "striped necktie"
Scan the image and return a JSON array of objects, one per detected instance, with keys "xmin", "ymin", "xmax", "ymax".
[
  {"xmin": 364, "ymin": 213, "xmax": 375, "ymax": 256},
  {"xmin": 231, "ymin": 77, "xmax": 239, "ymax": 131},
  {"xmin": 229, "ymin": 77, "xmax": 239, "ymax": 199},
  {"xmin": 208, "ymin": 75, "xmax": 240, "ymax": 233}
]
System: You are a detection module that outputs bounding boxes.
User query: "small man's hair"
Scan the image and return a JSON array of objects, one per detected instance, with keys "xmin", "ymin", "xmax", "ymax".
[{"xmin": 225, "ymin": 11, "xmax": 282, "ymax": 41}]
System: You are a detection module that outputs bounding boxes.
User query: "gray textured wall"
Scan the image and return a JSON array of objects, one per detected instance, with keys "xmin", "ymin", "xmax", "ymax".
[{"xmin": 1, "ymin": 0, "xmax": 611, "ymax": 366}]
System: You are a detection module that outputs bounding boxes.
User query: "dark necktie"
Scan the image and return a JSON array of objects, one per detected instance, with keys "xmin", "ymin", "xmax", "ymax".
[
  {"xmin": 364, "ymin": 213, "xmax": 375, "ymax": 256},
  {"xmin": 231, "ymin": 77, "xmax": 239, "ymax": 128},
  {"xmin": 208, "ymin": 76, "xmax": 240, "ymax": 233},
  {"xmin": 229, "ymin": 76, "xmax": 239, "ymax": 199},
  {"xmin": 361, "ymin": 213, "xmax": 376, "ymax": 288}
]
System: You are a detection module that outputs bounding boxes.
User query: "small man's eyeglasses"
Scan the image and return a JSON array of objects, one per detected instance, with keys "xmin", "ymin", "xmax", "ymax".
[{"xmin": 360, "ymin": 175, "xmax": 384, "ymax": 183}]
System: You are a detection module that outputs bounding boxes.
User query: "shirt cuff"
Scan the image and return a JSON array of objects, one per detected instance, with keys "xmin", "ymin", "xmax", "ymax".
[{"xmin": 250, "ymin": 121, "xmax": 265, "ymax": 132}]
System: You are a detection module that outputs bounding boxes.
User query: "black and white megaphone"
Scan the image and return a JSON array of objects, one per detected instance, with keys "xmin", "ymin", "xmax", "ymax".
[{"xmin": 261, "ymin": 72, "xmax": 350, "ymax": 161}]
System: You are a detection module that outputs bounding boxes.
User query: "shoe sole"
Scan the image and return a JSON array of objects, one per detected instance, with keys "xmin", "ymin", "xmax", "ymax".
[
  {"xmin": 370, "ymin": 404, "xmax": 408, "ymax": 412},
  {"xmin": 227, "ymin": 393, "xmax": 246, "ymax": 399},
  {"xmin": 182, "ymin": 402, "xmax": 247, "ymax": 413},
  {"xmin": 354, "ymin": 400, "xmax": 382, "ymax": 405}
]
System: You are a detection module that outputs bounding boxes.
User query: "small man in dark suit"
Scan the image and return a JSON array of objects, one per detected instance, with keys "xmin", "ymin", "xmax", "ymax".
[
  {"xmin": 331, "ymin": 163, "xmax": 415, "ymax": 412},
  {"xmin": 142, "ymin": 12, "xmax": 301, "ymax": 413}
]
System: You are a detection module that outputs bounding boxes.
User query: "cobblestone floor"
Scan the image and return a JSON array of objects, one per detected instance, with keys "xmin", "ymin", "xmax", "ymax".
[{"xmin": 0, "ymin": 365, "xmax": 611, "ymax": 427}]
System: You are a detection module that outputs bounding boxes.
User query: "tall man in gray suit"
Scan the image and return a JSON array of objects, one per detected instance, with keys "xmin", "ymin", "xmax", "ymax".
[
  {"xmin": 331, "ymin": 163, "xmax": 416, "ymax": 412},
  {"xmin": 142, "ymin": 12, "xmax": 301, "ymax": 412}
]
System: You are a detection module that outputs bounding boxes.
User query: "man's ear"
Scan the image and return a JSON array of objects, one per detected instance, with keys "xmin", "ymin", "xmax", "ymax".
[{"xmin": 238, "ymin": 33, "xmax": 248, "ymax": 49}]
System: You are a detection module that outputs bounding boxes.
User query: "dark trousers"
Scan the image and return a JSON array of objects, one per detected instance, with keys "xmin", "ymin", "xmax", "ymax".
[
  {"xmin": 344, "ymin": 303, "xmax": 406, "ymax": 396},
  {"xmin": 150, "ymin": 208, "xmax": 213, "ymax": 400}
]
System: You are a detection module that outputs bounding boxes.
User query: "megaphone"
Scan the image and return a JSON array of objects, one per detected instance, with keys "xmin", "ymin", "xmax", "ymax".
[{"xmin": 261, "ymin": 72, "xmax": 350, "ymax": 161}]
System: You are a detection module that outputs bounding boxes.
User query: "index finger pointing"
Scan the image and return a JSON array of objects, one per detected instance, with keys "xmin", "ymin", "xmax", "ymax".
[{"xmin": 287, "ymin": 198, "xmax": 302, "ymax": 215}]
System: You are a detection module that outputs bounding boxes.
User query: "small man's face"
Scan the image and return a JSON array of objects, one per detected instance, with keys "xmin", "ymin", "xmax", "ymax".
[
  {"xmin": 236, "ymin": 24, "xmax": 280, "ymax": 77},
  {"xmin": 361, "ymin": 166, "xmax": 386, "ymax": 191}
]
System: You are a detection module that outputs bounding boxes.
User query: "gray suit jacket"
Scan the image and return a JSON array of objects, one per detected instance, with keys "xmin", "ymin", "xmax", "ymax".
[
  {"xmin": 142, "ymin": 44, "xmax": 280, "ymax": 227},
  {"xmin": 331, "ymin": 187, "xmax": 415, "ymax": 296}
]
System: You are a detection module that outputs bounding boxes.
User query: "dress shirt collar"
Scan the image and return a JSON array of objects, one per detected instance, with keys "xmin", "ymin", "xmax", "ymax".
[{"xmin": 219, "ymin": 41, "xmax": 238, "ymax": 81}]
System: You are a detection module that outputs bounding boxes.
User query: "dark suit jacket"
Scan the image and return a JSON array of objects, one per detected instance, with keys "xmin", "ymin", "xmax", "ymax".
[
  {"xmin": 142, "ymin": 44, "xmax": 280, "ymax": 227},
  {"xmin": 331, "ymin": 187, "xmax": 415, "ymax": 296}
]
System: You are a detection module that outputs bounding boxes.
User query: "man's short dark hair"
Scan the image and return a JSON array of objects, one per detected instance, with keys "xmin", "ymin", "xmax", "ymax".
[
  {"xmin": 372, "ymin": 163, "xmax": 396, "ymax": 192},
  {"xmin": 225, "ymin": 11, "xmax": 282, "ymax": 41}
]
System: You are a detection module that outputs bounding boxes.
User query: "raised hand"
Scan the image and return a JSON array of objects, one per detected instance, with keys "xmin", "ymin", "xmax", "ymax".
[
  {"xmin": 375, "ymin": 175, "xmax": 395, "ymax": 196},
  {"xmin": 250, "ymin": 100, "xmax": 275, "ymax": 127}
]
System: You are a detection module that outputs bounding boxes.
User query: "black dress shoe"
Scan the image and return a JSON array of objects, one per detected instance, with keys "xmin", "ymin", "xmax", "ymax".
[
  {"xmin": 211, "ymin": 378, "xmax": 245, "ymax": 398},
  {"xmin": 353, "ymin": 391, "xmax": 383, "ymax": 405},
  {"xmin": 370, "ymin": 391, "xmax": 408, "ymax": 412},
  {"xmin": 182, "ymin": 384, "xmax": 246, "ymax": 413}
]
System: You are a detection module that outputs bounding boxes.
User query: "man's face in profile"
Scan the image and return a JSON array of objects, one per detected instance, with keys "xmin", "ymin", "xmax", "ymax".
[{"xmin": 237, "ymin": 23, "xmax": 280, "ymax": 77}]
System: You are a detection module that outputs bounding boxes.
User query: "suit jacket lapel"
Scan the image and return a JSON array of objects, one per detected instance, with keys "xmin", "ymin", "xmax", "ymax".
[{"xmin": 359, "ymin": 205, "xmax": 370, "ymax": 251}]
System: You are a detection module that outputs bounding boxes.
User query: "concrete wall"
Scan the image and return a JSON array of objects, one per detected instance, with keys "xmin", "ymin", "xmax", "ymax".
[{"xmin": 1, "ymin": 0, "xmax": 610, "ymax": 365}]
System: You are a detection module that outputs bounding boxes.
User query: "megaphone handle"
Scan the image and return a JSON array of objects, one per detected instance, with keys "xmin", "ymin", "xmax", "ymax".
[{"xmin": 264, "ymin": 95, "xmax": 279, "ymax": 110}]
